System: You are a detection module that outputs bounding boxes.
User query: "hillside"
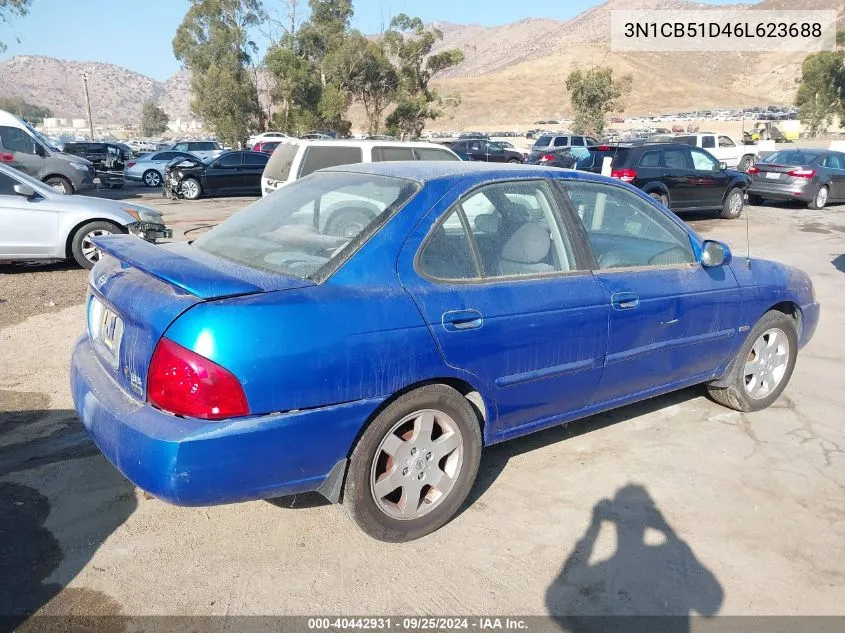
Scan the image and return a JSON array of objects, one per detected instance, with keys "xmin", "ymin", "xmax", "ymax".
[{"xmin": 0, "ymin": 0, "xmax": 842, "ymax": 130}]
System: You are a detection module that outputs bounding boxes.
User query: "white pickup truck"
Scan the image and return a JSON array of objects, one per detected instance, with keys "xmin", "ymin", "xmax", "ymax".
[{"xmin": 651, "ymin": 133, "xmax": 758, "ymax": 171}]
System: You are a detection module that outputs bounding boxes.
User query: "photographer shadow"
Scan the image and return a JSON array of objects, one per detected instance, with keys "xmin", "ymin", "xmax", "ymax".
[{"xmin": 546, "ymin": 484, "xmax": 723, "ymax": 633}]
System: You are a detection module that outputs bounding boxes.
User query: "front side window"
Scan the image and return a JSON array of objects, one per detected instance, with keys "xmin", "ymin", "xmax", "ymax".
[
  {"xmin": 690, "ymin": 148, "xmax": 719, "ymax": 171},
  {"xmin": 562, "ymin": 181, "xmax": 695, "ymax": 270},
  {"xmin": 718, "ymin": 136, "xmax": 735, "ymax": 148},
  {"xmin": 414, "ymin": 147, "xmax": 460, "ymax": 161},
  {"xmin": 821, "ymin": 154, "xmax": 843, "ymax": 169},
  {"xmin": 194, "ymin": 172, "xmax": 419, "ymax": 280},
  {"xmin": 214, "ymin": 153, "xmax": 242, "ymax": 168},
  {"xmin": 419, "ymin": 180, "xmax": 577, "ymax": 281},
  {"xmin": 299, "ymin": 146, "xmax": 363, "ymax": 177}
]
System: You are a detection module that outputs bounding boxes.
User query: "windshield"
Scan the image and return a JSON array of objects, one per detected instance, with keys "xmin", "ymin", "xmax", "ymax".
[
  {"xmin": 22, "ymin": 120, "xmax": 60, "ymax": 152},
  {"xmin": 763, "ymin": 150, "xmax": 820, "ymax": 166},
  {"xmin": 193, "ymin": 171, "xmax": 420, "ymax": 280}
]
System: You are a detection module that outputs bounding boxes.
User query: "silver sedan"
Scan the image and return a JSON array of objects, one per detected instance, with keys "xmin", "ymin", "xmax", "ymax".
[
  {"xmin": 124, "ymin": 150, "xmax": 197, "ymax": 188},
  {"xmin": 0, "ymin": 163, "xmax": 171, "ymax": 269}
]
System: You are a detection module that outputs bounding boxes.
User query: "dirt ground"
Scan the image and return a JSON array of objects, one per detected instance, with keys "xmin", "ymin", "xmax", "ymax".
[{"xmin": 1, "ymin": 187, "xmax": 844, "ymax": 623}]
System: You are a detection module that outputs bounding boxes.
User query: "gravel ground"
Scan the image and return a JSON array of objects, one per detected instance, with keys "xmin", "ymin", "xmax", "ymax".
[{"xmin": 0, "ymin": 262, "xmax": 88, "ymax": 329}]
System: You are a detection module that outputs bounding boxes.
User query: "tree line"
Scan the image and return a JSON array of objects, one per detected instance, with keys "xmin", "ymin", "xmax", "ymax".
[{"xmin": 170, "ymin": 0, "xmax": 465, "ymax": 147}]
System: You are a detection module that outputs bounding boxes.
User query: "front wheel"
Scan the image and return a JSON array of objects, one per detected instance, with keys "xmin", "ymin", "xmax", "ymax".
[
  {"xmin": 343, "ymin": 384, "xmax": 482, "ymax": 542},
  {"xmin": 707, "ymin": 310, "xmax": 798, "ymax": 412},
  {"xmin": 720, "ymin": 187, "xmax": 744, "ymax": 219},
  {"xmin": 181, "ymin": 177, "xmax": 202, "ymax": 200},
  {"xmin": 143, "ymin": 170, "xmax": 162, "ymax": 188},
  {"xmin": 808, "ymin": 185, "xmax": 828, "ymax": 210},
  {"xmin": 70, "ymin": 221, "xmax": 122, "ymax": 269},
  {"xmin": 44, "ymin": 176, "xmax": 72, "ymax": 195}
]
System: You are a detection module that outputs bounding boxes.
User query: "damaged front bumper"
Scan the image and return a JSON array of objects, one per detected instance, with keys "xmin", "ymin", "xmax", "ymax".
[{"xmin": 127, "ymin": 222, "xmax": 173, "ymax": 242}]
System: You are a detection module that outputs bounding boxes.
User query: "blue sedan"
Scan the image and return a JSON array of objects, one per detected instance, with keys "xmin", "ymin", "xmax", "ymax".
[{"xmin": 71, "ymin": 162, "xmax": 819, "ymax": 541}]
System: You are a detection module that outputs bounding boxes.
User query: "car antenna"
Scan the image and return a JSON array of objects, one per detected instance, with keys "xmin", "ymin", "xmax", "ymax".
[{"xmin": 745, "ymin": 200, "xmax": 752, "ymax": 268}]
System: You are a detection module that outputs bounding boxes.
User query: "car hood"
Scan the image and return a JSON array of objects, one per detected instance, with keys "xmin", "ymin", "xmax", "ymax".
[
  {"xmin": 51, "ymin": 151, "xmax": 93, "ymax": 167},
  {"xmin": 53, "ymin": 194, "xmax": 163, "ymax": 224}
]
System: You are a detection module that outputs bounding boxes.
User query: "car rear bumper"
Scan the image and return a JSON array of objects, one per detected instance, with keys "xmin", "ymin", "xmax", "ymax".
[
  {"xmin": 70, "ymin": 335, "xmax": 383, "ymax": 506},
  {"xmin": 748, "ymin": 180, "xmax": 815, "ymax": 201}
]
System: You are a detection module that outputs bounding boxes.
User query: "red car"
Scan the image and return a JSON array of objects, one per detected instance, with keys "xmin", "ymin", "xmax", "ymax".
[{"xmin": 252, "ymin": 141, "xmax": 281, "ymax": 154}]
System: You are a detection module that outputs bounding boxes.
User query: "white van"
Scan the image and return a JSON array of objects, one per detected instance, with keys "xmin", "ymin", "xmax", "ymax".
[
  {"xmin": 261, "ymin": 139, "xmax": 461, "ymax": 197},
  {"xmin": 0, "ymin": 110, "xmax": 96, "ymax": 194}
]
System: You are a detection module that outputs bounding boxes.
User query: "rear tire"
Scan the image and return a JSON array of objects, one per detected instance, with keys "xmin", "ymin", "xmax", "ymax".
[
  {"xmin": 707, "ymin": 310, "xmax": 798, "ymax": 412},
  {"xmin": 70, "ymin": 221, "xmax": 122, "ymax": 269},
  {"xmin": 808, "ymin": 185, "xmax": 828, "ymax": 210},
  {"xmin": 142, "ymin": 170, "xmax": 162, "ymax": 188},
  {"xmin": 649, "ymin": 192, "xmax": 668, "ymax": 207},
  {"xmin": 720, "ymin": 187, "xmax": 744, "ymax": 219},
  {"xmin": 508, "ymin": 158, "xmax": 522, "ymax": 164},
  {"xmin": 44, "ymin": 176, "xmax": 72, "ymax": 195},
  {"xmin": 343, "ymin": 384, "xmax": 482, "ymax": 542}
]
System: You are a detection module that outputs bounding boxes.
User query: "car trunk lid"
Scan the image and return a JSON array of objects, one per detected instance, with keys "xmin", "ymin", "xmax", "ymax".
[{"xmin": 87, "ymin": 235, "xmax": 313, "ymax": 399}]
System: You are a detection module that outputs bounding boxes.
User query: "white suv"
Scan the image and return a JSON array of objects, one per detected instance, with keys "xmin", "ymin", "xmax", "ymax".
[{"xmin": 261, "ymin": 139, "xmax": 461, "ymax": 197}]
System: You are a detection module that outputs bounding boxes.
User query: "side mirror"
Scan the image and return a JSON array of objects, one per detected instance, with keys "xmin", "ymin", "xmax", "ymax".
[
  {"xmin": 13, "ymin": 183, "xmax": 36, "ymax": 198},
  {"xmin": 701, "ymin": 240, "xmax": 732, "ymax": 267},
  {"xmin": 719, "ymin": 161, "xmax": 728, "ymax": 171}
]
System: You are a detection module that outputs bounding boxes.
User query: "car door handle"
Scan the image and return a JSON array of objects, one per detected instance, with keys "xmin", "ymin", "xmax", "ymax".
[
  {"xmin": 442, "ymin": 310, "xmax": 483, "ymax": 331},
  {"xmin": 610, "ymin": 292, "xmax": 640, "ymax": 310}
]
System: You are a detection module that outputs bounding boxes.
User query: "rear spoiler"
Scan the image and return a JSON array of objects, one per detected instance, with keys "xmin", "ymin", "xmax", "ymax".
[{"xmin": 92, "ymin": 235, "xmax": 277, "ymax": 300}]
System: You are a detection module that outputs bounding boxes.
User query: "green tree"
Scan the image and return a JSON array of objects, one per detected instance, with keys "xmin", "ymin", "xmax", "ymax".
[
  {"xmin": 139, "ymin": 101, "xmax": 169, "ymax": 136},
  {"xmin": 0, "ymin": 96, "xmax": 51, "ymax": 124},
  {"xmin": 383, "ymin": 14, "xmax": 464, "ymax": 139},
  {"xmin": 795, "ymin": 34, "xmax": 845, "ymax": 137},
  {"xmin": 173, "ymin": 0, "xmax": 263, "ymax": 147},
  {"xmin": 565, "ymin": 67, "xmax": 632, "ymax": 137},
  {"xmin": 265, "ymin": 40, "xmax": 321, "ymax": 135},
  {"xmin": 0, "ymin": 0, "xmax": 31, "ymax": 53}
]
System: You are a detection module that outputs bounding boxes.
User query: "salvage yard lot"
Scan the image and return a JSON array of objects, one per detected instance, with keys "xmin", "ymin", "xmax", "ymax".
[{"xmin": 1, "ymin": 191, "xmax": 844, "ymax": 619}]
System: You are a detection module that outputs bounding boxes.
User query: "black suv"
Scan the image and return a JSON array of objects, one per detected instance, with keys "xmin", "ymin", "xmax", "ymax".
[
  {"xmin": 576, "ymin": 142, "xmax": 750, "ymax": 219},
  {"xmin": 59, "ymin": 142, "xmax": 133, "ymax": 188}
]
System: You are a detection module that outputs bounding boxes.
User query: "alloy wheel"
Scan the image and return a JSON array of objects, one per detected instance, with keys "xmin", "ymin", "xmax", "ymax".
[
  {"xmin": 80, "ymin": 229, "xmax": 114, "ymax": 264},
  {"xmin": 743, "ymin": 328, "xmax": 790, "ymax": 399},
  {"xmin": 370, "ymin": 409, "xmax": 463, "ymax": 520},
  {"xmin": 816, "ymin": 187, "xmax": 828, "ymax": 209}
]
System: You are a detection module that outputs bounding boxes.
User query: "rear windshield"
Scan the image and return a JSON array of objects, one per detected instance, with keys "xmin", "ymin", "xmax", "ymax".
[
  {"xmin": 763, "ymin": 150, "xmax": 820, "ymax": 166},
  {"xmin": 263, "ymin": 142, "xmax": 300, "ymax": 182},
  {"xmin": 193, "ymin": 171, "xmax": 419, "ymax": 281},
  {"xmin": 299, "ymin": 146, "xmax": 363, "ymax": 177},
  {"xmin": 579, "ymin": 147, "xmax": 630, "ymax": 169}
]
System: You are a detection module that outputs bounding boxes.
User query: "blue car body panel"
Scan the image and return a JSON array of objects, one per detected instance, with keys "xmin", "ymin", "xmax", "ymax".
[{"xmin": 70, "ymin": 162, "xmax": 820, "ymax": 506}]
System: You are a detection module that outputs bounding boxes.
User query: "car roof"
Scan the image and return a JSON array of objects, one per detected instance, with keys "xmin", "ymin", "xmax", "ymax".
[
  {"xmin": 324, "ymin": 160, "xmax": 614, "ymax": 185},
  {"xmin": 279, "ymin": 139, "xmax": 451, "ymax": 150}
]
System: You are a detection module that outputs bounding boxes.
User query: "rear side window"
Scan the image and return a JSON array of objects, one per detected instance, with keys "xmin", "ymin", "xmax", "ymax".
[
  {"xmin": 570, "ymin": 137, "xmax": 585, "ymax": 147},
  {"xmin": 553, "ymin": 137, "xmax": 570, "ymax": 147},
  {"xmin": 638, "ymin": 150, "xmax": 661, "ymax": 167},
  {"xmin": 245, "ymin": 152, "xmax": 269, "ymax": 166},
  {"xmin": 299, "ymin": 147, "xmax": 363, "ymax": 177},
  {"xmin": 418, "ymin": 208, "xmax": 481, "ymax": 281},
  {"xmin": 414, "ymin": 147, "xmax": 460, "ymax": 161},
  {"xmin": 0, "ymin": 126, "xmax": 36, "ymax": 154},
  {"xmin": 372, "ymin": 147, "xmax": 415, "ymax": 162},
  {"xmin": 702, "ymin": 136, "xmax": 716, "ymax": 149},
  {"xmin": 663, "ymin": 148, "xmax": 691, "ymax": 169}
]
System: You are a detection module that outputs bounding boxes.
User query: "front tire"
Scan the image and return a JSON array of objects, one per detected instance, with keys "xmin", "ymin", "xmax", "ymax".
[
  {"xmin": 720, "ymin": 187, "xmax": 744, "ymax": 219},
  {"xmin": 44, "ymin": 176, "xmax": 72, "ymax": 195},
  {"xmin": 181, "ymin": 177, "xmax": 202, "ymax": 200},
  {"xmin": 70, "ymin": 221, "xmax": 122, "ymax": 269},
  {"xmin": 707, "ymin": 310, "xmax": 798, "ymax": 412},
  {"xmin": 343, "ymin": 384, "xmax": 482, "ymax": 542},
  {"xmin": 808, "ymin": 185, "xmax": 828, "ymax": 210}
]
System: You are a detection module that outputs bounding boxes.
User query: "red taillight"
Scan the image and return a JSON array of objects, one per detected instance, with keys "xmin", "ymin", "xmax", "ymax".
[
  {"xmin": 611, "ymin": 168, "xmax": 637, "ymax": 183},
  {"xmin": 0, "ymin": 152, "xmax": 14, "ymax": 163},
  {"xmin": 540, "ymin": 154, "xmax": 555, "ymax": 162},
  {"xmin": 127, "ymin": 161, "xmax": 136, "ymax": 168},
  {"xmin": 596, "ymin": 145, "xmax": 612, "ymax": 151},
  {"xmin": 147, "ymin": 338, "xmax": 249, "ymax": 420},
  {"xmin": 746, "ymin": 165, "xmax": 760, "ymax": 175},
  {"xmin": 787, "ymin": 168, "xmax": 815, "ymax": 179},
  {"xmin": 252, "ymin": 143, "xmax": 261, "ymax": 151}
]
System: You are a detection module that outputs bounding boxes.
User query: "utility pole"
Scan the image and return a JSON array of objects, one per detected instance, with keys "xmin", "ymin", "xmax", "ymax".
[{"xmin": 82, "ymin": 72, "xmax": 95, "ymax": 140}]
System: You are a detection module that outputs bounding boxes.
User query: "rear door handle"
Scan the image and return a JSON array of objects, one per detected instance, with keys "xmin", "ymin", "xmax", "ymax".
[
  {"xmin": 442, "ymin": 309, "xmax": 483, "ymax": 331},
  {"xmin": 610, "ymin": 292, "xmax": 640, "ymax": 310}
]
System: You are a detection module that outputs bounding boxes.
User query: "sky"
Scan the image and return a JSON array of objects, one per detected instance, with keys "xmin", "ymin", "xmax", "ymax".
[{"xmin": 0, "ymin": 0, "xmax": 754, "ymax": 82}]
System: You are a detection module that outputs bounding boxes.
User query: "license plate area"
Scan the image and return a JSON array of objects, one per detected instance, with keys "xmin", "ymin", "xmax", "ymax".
[
  {"xmin": 765, "ymin": 171, "xmax": 781, "ymax": 180},
  {"xmin": 88, "ymin": 295, "xmax": 124, "ymax": 369}
]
